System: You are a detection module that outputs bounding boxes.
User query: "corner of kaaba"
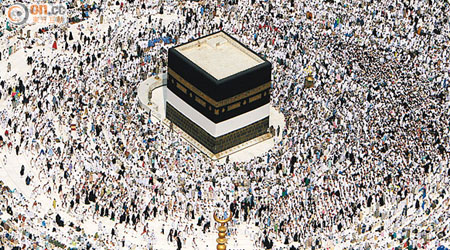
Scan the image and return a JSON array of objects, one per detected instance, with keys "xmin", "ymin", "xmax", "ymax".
[{"xmin": 166, "ymin": 31, "xmax": 271, "ymax": 154}]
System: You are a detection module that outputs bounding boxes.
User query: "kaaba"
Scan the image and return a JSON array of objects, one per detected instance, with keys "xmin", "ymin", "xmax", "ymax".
[{"xmin": 166, "ymin": 31, "xmax": 271, "ymax": 154}]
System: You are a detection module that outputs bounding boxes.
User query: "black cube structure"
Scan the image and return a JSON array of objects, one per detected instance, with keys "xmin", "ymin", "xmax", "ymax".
[{"xmin": 166, "ymin": 31, "xmax": 271, "ymax": 154}]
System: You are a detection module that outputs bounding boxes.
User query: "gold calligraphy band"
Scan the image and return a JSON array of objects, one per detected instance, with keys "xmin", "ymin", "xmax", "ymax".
[{"xmin": 168, "ymin": 67, "xmax": 271, "ymax": 108}]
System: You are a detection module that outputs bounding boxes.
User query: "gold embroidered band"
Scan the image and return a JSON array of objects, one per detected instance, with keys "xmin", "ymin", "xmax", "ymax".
[{"xmin": 168, "ymin": 68, "xmax": 270, "ymax": 107}]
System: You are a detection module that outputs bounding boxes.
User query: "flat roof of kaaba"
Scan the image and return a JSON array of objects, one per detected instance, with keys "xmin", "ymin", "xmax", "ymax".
[{"xmin": 174, "ymin": 31, "xmax": 264, "ymax": 80}]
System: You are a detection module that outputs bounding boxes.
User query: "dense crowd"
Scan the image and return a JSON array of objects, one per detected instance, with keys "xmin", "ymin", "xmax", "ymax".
[{"xmin": 0, "ymin": 0, "xmax": 450, "ymax": 249}]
